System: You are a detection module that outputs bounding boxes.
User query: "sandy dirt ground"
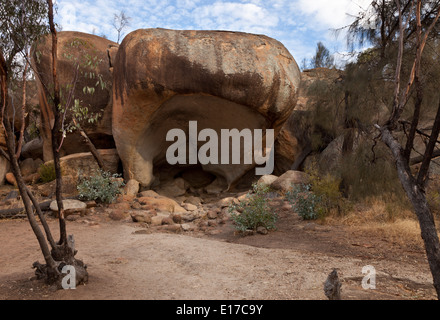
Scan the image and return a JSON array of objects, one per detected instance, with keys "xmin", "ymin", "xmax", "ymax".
[{"xmin": 0, "ymin": 203, "xmax": 437, "ymax": 300}]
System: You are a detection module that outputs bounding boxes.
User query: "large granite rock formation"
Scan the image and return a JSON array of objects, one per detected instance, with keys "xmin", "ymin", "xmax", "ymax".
[
  {"xmin": 112, "ymin": 28, "xmax": 301, "ymax": 188},
  {"xmin": 31, "ymin": 31, "xmax": 118, "ymax": 162}
]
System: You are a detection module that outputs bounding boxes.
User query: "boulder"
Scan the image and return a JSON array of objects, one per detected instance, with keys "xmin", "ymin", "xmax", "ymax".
[
  {"xmin": 138, "ymin": 196, "xmax": 187, "ymax": 214},
  {"xmin": 184, "ymin": 196, "xmax": 202, "ymax": 206},
  {"xmin": 274, "ymin": 68, "xmax": 343, "ymax": 174},
  {"xmin": 138, "ymin": 190, "xmax": 161, "ymax": 198},
  {"xmin": 183, "ymin": 203, "xmax": 197, "ymax": 211},
  {"xmin": 257, "ymin": 175, "xmax": 278, "ymax": 187},
  {"xmin": 21, "ymin": 137, "xmax": 44, "ymax": 160},
  {"xmin": 5, "ymin": 172, "xmax": 16, "ymax": 186},
  {"xmin": 154, "ymin": 177, "xmax": 188, "ymax": 198},
  {"xmin": 50, "ymin": 199, "xmax": 87, "ymax": 215},
  {"xmin": 37, "ymin": 175, "xmax": 78, "ymax": 198},
  {"xmin": 31, "ymin": 31, "xmax": 118, "ymax": 162},
  {"xmin": 0, "ymin": 155, "xmax": 9, "ymax": 185},
  {"xmin": 124, "ymin": 179, "xmax": 140, "ymax": 197},
  {"xmin": 205, "ymin": 177, "xmax": 227, "ymax": 195},
  {"xmin": 20, "ymin": 158, "xmax": 37, "ymax": 177},
  {"xmin": 112, "ymin": 28, "xmax": 300, "ymax": 188},
  {"xmin": 271, "ymin": 170, "xmax": 309, "ymax": 193},
  {"xmin": 44, "ymin": 149, "xmax": 119, "ymax": 180}
]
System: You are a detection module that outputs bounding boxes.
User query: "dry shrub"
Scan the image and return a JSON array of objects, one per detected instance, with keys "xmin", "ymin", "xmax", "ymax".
[{"xmin": 325, "ymin": 196, "xmax": 426, "ymax": 247}]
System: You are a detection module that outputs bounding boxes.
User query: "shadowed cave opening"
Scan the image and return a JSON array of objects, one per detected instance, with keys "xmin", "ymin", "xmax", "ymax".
[{"xmin": 136, "ymin": 94, "xmax": 270, "ymax": 192}]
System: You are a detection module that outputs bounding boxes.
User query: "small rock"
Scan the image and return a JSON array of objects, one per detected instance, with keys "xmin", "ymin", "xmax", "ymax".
[
  {"xmin": 172, "ymin": 214, "xmax": 182, "ymax": 224},
  {"xmin": 50, "ymin": 199, "xmax": 87, "ymax": 213},
  {"xmin": 181, "ymin": 213, "xmax": 198, "ymax": 223},
  {"xmin": 151, "ymin": 215, "xmax": 164, "ymax": 226},
  {"xmin": 161, "ymin": 216, "xmax": 174, "ymax": 225},
  {"xmin": 257, "ymin": 174, "xmax": 278, "ymax": 187},
  {"xmin": 131, "ymin": 212, "xmax": 153, "ymax": 224},
  {"xmin": 117, "ymin": 194, "xmax": 135, "ymax": 203},
  {"xmin": 133, "ymin": 229, "xmax": 150, "ymax": 235},
  {"xmin": 183, "ymin": 203, "xmax": 198, "ymax": 211},
  {"xmin": 138, "ymin": 190, "xmax": 161, "ymax": 198},
  {"xmin": 5, "ymin": 172, "xmax": 17, "ymax": 186},
  {"xmin": 184, "ymin": 196, "xmax": 202, "ymax": 206},
  {"xmin": 131, "ymin": 202, "xmax": 142, "ymax": 210},
  {"xmin": 66, "ymin": 214, "xmax": 80, "ymax": 221},
  {"xmin": 124, "ymin": 179, "xmax": 140, "ymax": 197},
  {"xmin": 207, "ymin": 210, "xmax": 218, "ymax": 220},
  {"xmin": 206, "ymin": 229, "xmax": 222, "ymax": 235},
  {"xmin": 20, "ymin": 158, "xmax": 37, "ymax": 177},
  {"xmin": 24, "ymin": 173, "xmax": 41, "ymax": 184},
  {"xmin": 237, "ymin": 193, "xmax": 249, "ymax": 202},
  {"xmin": 257, "ymin": 226, "xmax": 268, "ymax": 235},
  {"xmin": 181, "ymin": 223, "xmax": 194, "ymax": 232},
  {"xmin": 85, "ymin": 200, "xmax": 97, "ymax": 208},
  {"xmin": 208, "ymin": 220, "xmax": 217, "ymax": 227},
  {"xmin": 217, "ymin": 197, "xmax": 239, "ymax": 208},
  {"xmin": 109, "ymin": 201, "xmax": 132, "ymax": 211},
  {"xmin": 108, "ymin": 210, "xmax": 128, "ymax": 221}
]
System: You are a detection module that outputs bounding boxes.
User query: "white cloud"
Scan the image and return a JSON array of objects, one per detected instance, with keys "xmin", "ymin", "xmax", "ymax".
[
  {"xmin": 193, "ymin": 2, "xmax": 279, "ymax": 34},
  {"xmin": 54, "ymin": 0, "xmax": 376, "ymax": 66},
  {"xmin": 296, "ymin": 0, "xmax": 374, "ymax": 30}
]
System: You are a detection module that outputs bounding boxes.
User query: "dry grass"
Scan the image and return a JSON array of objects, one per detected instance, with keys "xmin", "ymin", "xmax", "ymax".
[{"xmin": 324, "ymin": 196, "xmax": 428, "ymax": 247}]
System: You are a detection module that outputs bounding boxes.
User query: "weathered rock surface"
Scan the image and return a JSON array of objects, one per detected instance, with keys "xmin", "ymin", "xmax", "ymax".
[
  {"xmin": 274, "ymin": 68, "xmax": 343, "ymax": 174},
  {"xmin": 0, "ymin": 155, "xmax": 9, "ymax": 185},
  {"xmin": 21, "ymin": 137, "xmax": 44, "ymax": 160},
  {"xmin": 50, "ymin": 199, "xmax": 87, "ymax": 215},
  {"xmin": 43, "ymin": 149, "xmax": 119, "ymax": 180},
  {"xmin": 124, "ymin": 179, "xmax": 140, "ymax": 197},
  {"xmin": 271, "ymin": 170, "xmax": 309, "ymax": 193},
  {"xmin": 257, "ymin": 174, "xmax": 278, "ymax": 187},
  {"xmin": 31, "ymin": 31, "xmax": 118, "ymax": 162},
  {"xmin": 112, "ymin": 28, "xmax": 300, "ymax": 189}
]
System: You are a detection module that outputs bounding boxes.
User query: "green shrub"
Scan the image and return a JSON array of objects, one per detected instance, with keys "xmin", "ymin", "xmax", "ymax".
[
  {"xmin": 306, "ymin": 163, "xmax": 346, "ymax": 215},
  {"xmin": 229, "ymin": 183, "xmax": 278, "ymax": 233},
  {"xmin": 38, "ymin": 163, "xmax": 57, "ymax": 183},
  {"xmin": 77, "ymin": 169, "xmax": 124, "ymax": 204},
  {"xmin": 286, "ymin": 184, "xmax": 324, "ymax": 220}
]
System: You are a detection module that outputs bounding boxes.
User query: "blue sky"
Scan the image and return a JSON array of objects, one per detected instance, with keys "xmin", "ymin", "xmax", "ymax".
[{"xmin": 55, "ymin": 0, "xmax": 374, "ymax": 68}]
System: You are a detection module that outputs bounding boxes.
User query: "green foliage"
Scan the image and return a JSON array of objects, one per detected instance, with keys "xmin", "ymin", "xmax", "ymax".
[
  {"xmin": 339, "ymin": 140, "xmax": 406, "ymax": 201},
  {"xmin": 77, "ymin": 170, "xmax": 124, "ymax": 204},
  {"xmin": 286, "ymin": 184, "xmax": 324, "ymax": 220},
  {"xmin": 38, "ymin": 163, "xmax": 57, "ymax": 183},
  {"xmin": 306, "ymin": 163, "xmax": 345, "ymax": 215},
  {"xmin": 0, "ymin": 0, "xmax": 49, "ymax": 75},
  {"xmin": 58, "ymin": 39, "xmax": 107, "ymax": 138},
  {"xmin": 311, "ymin": 42, "xmax": 334, "ymax": 69},
  {"xmin": 229, "ymin": 183, "xmax": 278, "ymax": 233}
]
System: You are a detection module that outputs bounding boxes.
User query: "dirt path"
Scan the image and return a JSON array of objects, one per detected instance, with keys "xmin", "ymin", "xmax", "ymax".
[{"xmin": 0, "ymin": 208, "xmax": 437, "ymax": 300}]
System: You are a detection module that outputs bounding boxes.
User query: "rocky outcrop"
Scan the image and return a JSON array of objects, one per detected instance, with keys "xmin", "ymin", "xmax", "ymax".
[
  {"xmin": 274, "ymin": 68, "xmax": 343, "ymax": 174},
  {"xmin": 113, "ymin": 28, "xmax": 301, "ymax": 189},
  {"xmin": 43, "ymin": 149, "xmax": 119, "ymax": 180},
  {"xmin": 31, "ymin": 31, "xmax": 118, "ymax": 162}
]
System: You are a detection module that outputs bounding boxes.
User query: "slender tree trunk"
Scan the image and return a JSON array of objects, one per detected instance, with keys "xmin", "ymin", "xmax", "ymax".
[
  {"xmin": 1, "ymin": 49, "xmax": 59, "ymax": 282},
  {"xmin": 378, "ymin": 126, "xmax": 440, "ymax": 297},
  {"xmin": 15, "ymin": 55, "xmax": 29, "ymax": 159},
  {"xmin": 72, "ymin": 116, "xmax": 108, "ymax": 171},
  {"xmin": 47, "ymin": 0, "xmax": 67, "ymax": 246}
]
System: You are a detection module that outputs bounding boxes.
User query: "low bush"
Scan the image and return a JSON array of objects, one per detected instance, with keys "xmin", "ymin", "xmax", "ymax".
[
  {"xmin": 229, "ymin": 183, "xmax": 278, "ymax": 233},
  {"xmin": 286, "ymin": 184, "xmax": 324, "ymax": 220},
  {"xmin": 38, "ymin": 163, "xmax": 57, "ymax": 183},
  {"xmin": 77, "ymin": 169, "xmax": 124, "ymax": 204}
]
